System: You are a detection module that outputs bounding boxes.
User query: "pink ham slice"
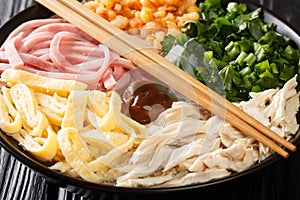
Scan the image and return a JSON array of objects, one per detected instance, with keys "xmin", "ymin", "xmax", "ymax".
[{"xmin": 0, "ymin": 17, "xmax": 141, "ymax": 91}]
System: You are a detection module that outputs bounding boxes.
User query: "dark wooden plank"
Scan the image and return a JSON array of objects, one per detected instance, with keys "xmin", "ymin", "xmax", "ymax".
[
  {"xmin": 0, "ymin": 0, "xmax": 34, "ymax": 26},
  {"xmin": 0, "ymin": 0, "xmax": 63, "ymax": 200},
  {"xmin": 0, "ymin": 1, "xmax": 299, "ymax": 200},
  {"xmin": 0, "ymin": 148, "xmax": 56, "ymax": 200}
]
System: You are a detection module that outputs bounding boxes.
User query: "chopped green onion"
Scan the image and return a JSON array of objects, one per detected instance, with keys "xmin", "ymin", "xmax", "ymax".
[
  {"xmin": 240, "ymin": 66, "xmax": 251, "ymax": 77},
  {"xmin": 243, "ymin": 53, "xmax": 257, "ymax": 66},
  {"xmin": 279, "ymin": 64, "xmax": 295, "ymax": 81},
  {"xmin": 161, "ymin": 0, "xmax": 300, "ymax": 102},
  {"xmin": 251, "ymin": 85, "xmax": 261, "ymax": 92},
  {"xmin": 235, "ymin": 52, "xmax": 247, "ymax": 65}
]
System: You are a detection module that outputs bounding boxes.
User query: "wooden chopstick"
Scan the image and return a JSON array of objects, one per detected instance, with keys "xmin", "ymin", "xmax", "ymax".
[{"xmin": 35, "ymin": 0, "xmax": 297, "ymax": 158}]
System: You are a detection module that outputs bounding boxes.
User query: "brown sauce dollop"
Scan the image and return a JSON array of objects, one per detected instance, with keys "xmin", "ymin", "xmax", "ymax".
[{"xmin": 122, "ymin": 80, "xmax": 176, "ymax": 124}]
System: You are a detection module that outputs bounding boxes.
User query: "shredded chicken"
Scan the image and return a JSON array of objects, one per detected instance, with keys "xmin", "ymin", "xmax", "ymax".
[{"xmin": 110, "ymin": 76, "xmax": 299, "ymax": 187}]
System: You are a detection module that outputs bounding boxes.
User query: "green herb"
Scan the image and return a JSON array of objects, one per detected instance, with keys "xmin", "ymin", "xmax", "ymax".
[{"xmin": 161, "ymin": 0, "xmax": 300, "ymax": 101}]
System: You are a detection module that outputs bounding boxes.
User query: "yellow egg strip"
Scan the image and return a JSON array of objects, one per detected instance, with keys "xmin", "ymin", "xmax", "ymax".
[
  {"xmin": 27, "ymin": 111, "xmax": 49, "ymax": 137},
  {"xmin": 36, "ymin": 92, "xmax": 67, "ymax": 127},
  {"xmin": 0, "ymin": 69, "xmax": 87, "ymax": 97},
  {"xmin": 57, "ymin": 127, "xmax": 104, "ymax": 183},
  {"xmin": 100, "ymin": 91, "xmax": 147, "ymax": 139},
  {"xmin": 38, "ymin": 107, "xmax": 64, "ymax": 127},
  {"xmin": 10, "ymin": 83, "xmax": 39, "ymax": 129},
  {"xmin": 94, "ymin": 136, "xmax": 135, "ymax": 168},
  {"xmin": 80, "ymin": 128, "xmax": 115, "ymax": 153},
  {"xmin": 36, "ymin": 92, "xmax": 67, "ymax": 115},
  {"xmin": 0, "ymin": 93, "xmax": 22, "ymax": 134},
  {"xmin": 9, "ymin": 84, "xmax": 50, "ymax": 137},
  {"xmin": 0, "ymin": 69, "xmax": 149, "ymax": 182},
  {"xmin": 61, "ymin": 90, "xmax": 89, "ymax": 130},
  {"xmin": 12, "ymin": 126, "xmax": 58, "ymax": 161},
  {"xmin": 87, "ymin": 90, "xmax": 110, "ymax": 118},
  {"xmin": 1, "ymin": 86, "xmax": 20, "ymax": 119}
]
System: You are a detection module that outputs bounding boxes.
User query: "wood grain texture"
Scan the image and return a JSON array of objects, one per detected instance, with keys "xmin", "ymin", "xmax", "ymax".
[
  {"xmin": 0, "ymin": 2, "xmax": 69, "ymax": 200},
  {"xmin": 0, "ymin": 0, "xmax": 299, "ymax": 200},
  {"xmin": 0, "ymin": 0, "xmax": 34, "ymax": 25}
]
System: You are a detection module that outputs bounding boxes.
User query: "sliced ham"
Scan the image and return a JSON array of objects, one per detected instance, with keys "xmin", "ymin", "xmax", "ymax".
[
  {"xmin": 0, "ymin": 18, "xmax": 66, "ymax": 50},
  {"xmin": 0, "ymin": 18, "xmax": 142, "ymax": 91},
  {"xmin": 5, "ymin": 33, "xmax": 25, "ymax": 69}
]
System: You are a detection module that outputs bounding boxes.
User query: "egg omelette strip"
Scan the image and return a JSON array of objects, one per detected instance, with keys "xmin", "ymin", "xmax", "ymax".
[{"xmin": 0, "ymin": 69, "xmax": 148, "ymax": 183}]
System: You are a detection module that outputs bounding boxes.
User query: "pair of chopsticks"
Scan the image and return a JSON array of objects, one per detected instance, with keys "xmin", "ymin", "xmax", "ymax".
[{"xmin": 35, "ymin": 0, "xmax": 297, "ymax": 158}]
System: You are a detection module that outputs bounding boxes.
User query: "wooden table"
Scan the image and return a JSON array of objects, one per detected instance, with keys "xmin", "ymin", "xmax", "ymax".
[{"xmin": 0, "ymin": 0, "xmax": 300, "ymax": 200}]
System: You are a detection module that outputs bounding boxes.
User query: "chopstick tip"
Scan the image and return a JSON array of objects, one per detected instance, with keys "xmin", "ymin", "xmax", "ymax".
[
  {"xmin": 290, "ymin": 144, "xmax": 297, "ymax": 152},
  {"xmin": 283, "ymin": 152, "xmax": 289, "ymax": 159}
]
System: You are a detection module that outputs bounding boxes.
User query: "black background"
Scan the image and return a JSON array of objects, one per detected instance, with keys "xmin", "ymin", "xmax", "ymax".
[{"xmin": 0, "ymin": 0, "xmax": 300, "ymax": 199}]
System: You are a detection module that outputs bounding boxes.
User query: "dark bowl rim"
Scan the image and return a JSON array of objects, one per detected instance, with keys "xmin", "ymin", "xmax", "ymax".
[{"xmin": 0, "ymin": 0, "xmax": 300, "ymax": 195}]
